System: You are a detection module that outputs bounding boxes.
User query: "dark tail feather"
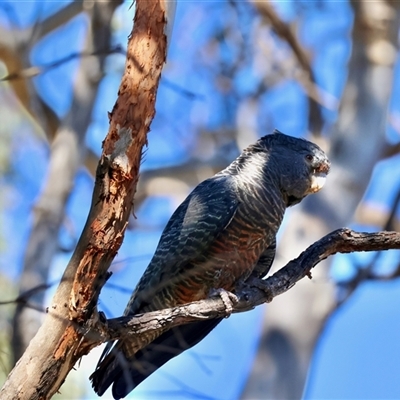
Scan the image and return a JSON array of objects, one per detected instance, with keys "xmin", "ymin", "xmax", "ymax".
[
  {"xmin": 90, "ymin": 348, "xmax": 121, "ymax": 397},
  {"xmin": 91, "ymin": 341, "xmax": 140, "ymax": 398},
  {"xmin": 89, "ymin": 342, "xmax": 129, "ymax": 396},
  {"xmin": 108, "ymin": 318, "xmax": 223, "ymax": 399}
]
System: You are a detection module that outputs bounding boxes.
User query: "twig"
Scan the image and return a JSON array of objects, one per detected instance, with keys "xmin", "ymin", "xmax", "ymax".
[
  {"xmin": 0, "ymin": 46, "xmax": 124, "ymax": 82},
  {"xmin": 161, "ymin": 78, "xmax": 205, "ymax": 101},
  {"xmin": 0, "ymin": 283, "xmax": 52, "ymax": 306},
  {"xmin": 252, "ymin": 0, "xmax": 324, "ymax": 134},
  {"xmin": 338, "ymin": 189, "xmax": 400, "ymax": 302}
]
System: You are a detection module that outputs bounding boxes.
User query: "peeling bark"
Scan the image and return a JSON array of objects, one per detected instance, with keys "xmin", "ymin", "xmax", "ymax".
[
  {"xmin": 12, "ymin": 0, "xmax": 122, "ymax": 364},
  {"xmin": 0, "ymin": 1, "xmax": 168, "ymax": 398}
]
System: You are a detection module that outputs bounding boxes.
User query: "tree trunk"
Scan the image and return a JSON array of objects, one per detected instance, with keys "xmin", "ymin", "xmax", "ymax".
[
  {"xmin": 1, "ymin": 1, "xmax": 170, "ymax": 398},
  {"xmin": 12, "ymin": 0, "xmax": 122, "ymax": 364}
]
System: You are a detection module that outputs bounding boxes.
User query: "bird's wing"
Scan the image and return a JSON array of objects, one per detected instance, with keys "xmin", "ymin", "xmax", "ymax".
[
  {"xmin": 129, "ymin": 175, "xmax": 240, "ymax": 313},
  {"xmin": 91, "ymin": 176, "xmax": 239, "ymax": 397},
  {"xmin": 249, "ymin": 238, "xmax": 276, "ymax": 279}
]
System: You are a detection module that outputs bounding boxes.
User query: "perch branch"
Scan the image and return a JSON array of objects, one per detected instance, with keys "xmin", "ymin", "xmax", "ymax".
[{"xmin": 88, "ymin": 229, "xmax": 400, "ymax": 348}]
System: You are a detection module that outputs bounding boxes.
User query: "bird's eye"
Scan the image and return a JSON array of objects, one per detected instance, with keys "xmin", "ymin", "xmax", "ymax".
[{"xmin": 305, "ymin": 154, "xmax": 314, "ymax": 162}]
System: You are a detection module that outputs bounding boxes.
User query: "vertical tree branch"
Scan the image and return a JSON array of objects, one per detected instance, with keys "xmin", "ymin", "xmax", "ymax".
[
  {"xmin": 11, "ymin": 0, "xmax": 123, "ymax": 365},
  {"xmin": 0, "ymin": 1, "xmax": 170, "ymax": 398}
]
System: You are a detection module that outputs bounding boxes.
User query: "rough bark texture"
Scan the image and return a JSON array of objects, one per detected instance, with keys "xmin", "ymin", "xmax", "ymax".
[
  {"xmin": 0, "ymin": 1, "xmax": 168, "ymax": 398},
  {"xmin": 12, "ymin": 0, "xmax": 122, "ymax": 365},
  {"xmin": 89, "ymin": 229, "xmax": 400, "ymax": 349}
]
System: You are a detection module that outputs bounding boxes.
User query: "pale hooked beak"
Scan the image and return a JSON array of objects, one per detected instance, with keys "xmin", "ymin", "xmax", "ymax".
[
  {"xmin": 310, "ymin": 161, "xmax": 330, "ymax": 193},
  {"xmin": 310, "ymin": 173, "xmax": 327, "ymax": 193}
]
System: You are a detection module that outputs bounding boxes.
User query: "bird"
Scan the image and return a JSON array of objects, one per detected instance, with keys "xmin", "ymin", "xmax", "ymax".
[{"xmin": 90, "ymin": 129, "xmax": 330, "ymax": 399}]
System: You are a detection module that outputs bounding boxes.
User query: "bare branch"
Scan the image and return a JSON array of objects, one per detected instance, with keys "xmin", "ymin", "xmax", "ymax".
[
  {"xmin": 30, "ymin": 1, "xmax": 85, "ymax": 42},
  {"xmin": 161, "ymin": 77, "xmax": 206, "ymax": 101},
  {"xmin": 252, "ymin": 0, "xmax": 324, "ymax": 134},
  {"xmin": 89, "ymin": 229, "xmax": 400, "ymax": 350},
  {"xmin": 0, "ymin": 1, "xmax": 87, "ymax": 140},
  {"xmin": 339, "ymin": 187, "xmax": 400, "ymax": 301},
  {"xmin": 0, "ymin": 46, "xmax": 124, "ymax": 82},
  {"xmin": 11, "ymin": 0, "xmax": 123, "ymax": 364},
  {"xmin": 0, "ymin": 283, "xmax": 52, "ymax": 307}
]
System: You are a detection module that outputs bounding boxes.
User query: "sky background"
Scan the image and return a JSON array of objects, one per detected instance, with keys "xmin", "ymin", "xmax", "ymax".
[{"xmin": 1, "ymin": 0, "xmax": 400, "ymax": 399}]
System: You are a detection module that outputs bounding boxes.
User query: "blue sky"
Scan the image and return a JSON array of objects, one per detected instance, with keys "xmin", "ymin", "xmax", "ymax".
[{"xmin": 1, "ymin": 1, "xmax": 400, "ymax": 399}]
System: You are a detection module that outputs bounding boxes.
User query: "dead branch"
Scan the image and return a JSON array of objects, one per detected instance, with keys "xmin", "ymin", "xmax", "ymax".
[
  {"xmin": 88, "ymin": 229, "xmax": 400, "ymax": 350},
  {"xmin": 11, "ymin": 0, "xmax": 123, "ymax": 365}
]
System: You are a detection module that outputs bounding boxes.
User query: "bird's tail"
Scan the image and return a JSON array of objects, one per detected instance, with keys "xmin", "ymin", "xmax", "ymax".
[
  {"xmin": 90, "ymin": 342, "xmax": 125, "ymax": 398},
  {"xmin": 90, "ymin": 318, "xmax": 223, "ymax": 399}
]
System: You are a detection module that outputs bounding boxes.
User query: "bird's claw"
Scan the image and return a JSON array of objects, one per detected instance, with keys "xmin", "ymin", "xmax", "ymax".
[
  {"xmin": 250, "ymin": 278, "xmax": 273, "ymax": 303},
  {"xmin": 209, "ymin": 288, "xmax": 238, "ymax": 316}
]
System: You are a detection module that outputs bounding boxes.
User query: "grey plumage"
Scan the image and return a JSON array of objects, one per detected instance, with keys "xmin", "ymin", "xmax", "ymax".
[{"xmin": 90, "ymin": 129, "xmax": 330, "ymax": 399}]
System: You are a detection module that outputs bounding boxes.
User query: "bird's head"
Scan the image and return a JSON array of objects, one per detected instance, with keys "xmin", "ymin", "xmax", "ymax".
[{"xmin": 246, "ymin": 130, "xmax": 330, "ymax": 207}]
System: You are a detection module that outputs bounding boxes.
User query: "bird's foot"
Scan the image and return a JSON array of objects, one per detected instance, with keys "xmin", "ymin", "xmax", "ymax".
[
  {"xmin": 209, "ymin": 288, "xmax": 238, "ymax": 316},
  {"xmin": 248, "ymin": 278, "xmax": 273, "ymax": 303}
]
